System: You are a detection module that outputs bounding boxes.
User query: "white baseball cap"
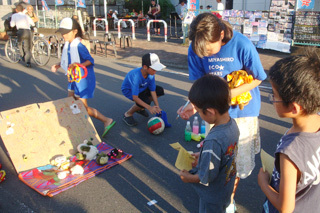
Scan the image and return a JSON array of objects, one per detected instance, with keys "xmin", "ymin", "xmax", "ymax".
[
  {"xmin": 142, "ymin": 53, "xmax": 166, "ymax": 71},
  {"xmin": 56, "ymin": 17, "xmax": 73, "ymax": 35}
]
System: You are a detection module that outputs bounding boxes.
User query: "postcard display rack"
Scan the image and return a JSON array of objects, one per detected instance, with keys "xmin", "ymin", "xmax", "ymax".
[
  {"xmin": 294, "ymin": 11, "xmax": 320, "ymax": 46},
  {"xmin": 265, "ymin": 0, "xmax": 295, "ymax": 52},
  {"xmin": 223, "ymin": 10, "xmax": 269, "ymax": 49},
  {"xmin": 222, "ymin": 10, "xmax": 244, "ymax": 33},
  {"xmin": 222, "ymin": 9, "xmax": 292, "ymax": 53}
]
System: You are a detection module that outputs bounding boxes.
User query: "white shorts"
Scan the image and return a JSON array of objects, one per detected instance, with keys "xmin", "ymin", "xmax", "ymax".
[{"xmin": 234, "ymin": 117, "xmax": 260, "ymax": 179}]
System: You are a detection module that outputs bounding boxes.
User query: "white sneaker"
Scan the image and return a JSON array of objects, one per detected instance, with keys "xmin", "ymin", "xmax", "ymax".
[
  {"xmin": 225, "ymin": 201, "xmax": 236, "ymax": 213},
  {"xmin": 180, "ymin": 36, "xmax": 184, "ymax": 39}
]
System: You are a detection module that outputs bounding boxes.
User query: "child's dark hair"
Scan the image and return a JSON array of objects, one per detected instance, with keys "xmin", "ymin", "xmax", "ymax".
[
  {"xmin": 189, "ymin": 74, "xmax": 230, "ymax": 115},
  {"xmin": 72, "ymin": 18, "xmax": 84, "ymax": 39},
  {"xmin": 189, "ymin": 13, "xmax": 233, "ymax": 58},
  {"xmin": 269, "ymin": 48, "xmax": 320, "ymax": 114},
  {"xmin": 142, "ymin": 53, "xmax": 151, "ymax": 67}
]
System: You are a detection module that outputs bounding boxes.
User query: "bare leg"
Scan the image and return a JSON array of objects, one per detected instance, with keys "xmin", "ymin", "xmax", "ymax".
[
  {"xmin": 125, "ymin": 104, "xmax": 142, "ymax": 117},
  {"xmin": 68, "ymin": 91, "xmax": 75, "ymax": 97},
  {"xmin": 77, "ymin": 97, "xmax": 113, "ymax": 128},
  {"xmin": 230, "ymin": 177, "xmax": 240, "ymax": 204}
]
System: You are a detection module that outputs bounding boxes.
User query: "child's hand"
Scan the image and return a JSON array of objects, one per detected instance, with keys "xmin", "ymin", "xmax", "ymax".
[
  {"xmin": 191, "ymin": 152, "xmax": 200, "ymax": 167},
  {"xmin": 179, "ymin": 169, "xmax": 190, "ymax": 183},
  {"xmin": 68, "ymin": 63, "xmax": 78, "ymax": 70},
  {"xmin": 51, "ymin": 63, "xmax": 60, "ymax": 72},
  {"xmin": 177, "ymin": 103, "xmax": 196, "ymax": 120},
  {"xmin": 148, "ymin": 106, "xmax": 162, "ymax": 114},
  {"xmin": 258, "ymin": 168, "xmax": 270, "ymax": 188}
]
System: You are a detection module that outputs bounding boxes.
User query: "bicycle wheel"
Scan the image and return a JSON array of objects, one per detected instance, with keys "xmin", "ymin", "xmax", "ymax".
[
  {"xmin": 5, "ymin": 37, "xmax": 20, "ymax": 63},
  {"xmin": 32, "ymin": 37, "xmax": 50, "ymax": 66}
]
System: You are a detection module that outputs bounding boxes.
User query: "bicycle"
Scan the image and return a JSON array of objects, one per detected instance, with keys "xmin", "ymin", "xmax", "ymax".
[
  {"xmin": 48, "ymin": 34, "xmax": 64, "ymax": 59},
  {"xmin": 5, "ymin": 31, "xmax": 51, "ymax": 66}
]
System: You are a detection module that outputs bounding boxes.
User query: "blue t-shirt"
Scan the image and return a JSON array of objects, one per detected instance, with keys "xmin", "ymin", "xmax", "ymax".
[
  {"xmin": 121, "ymin": 67, "xmax": 156, "ymax": 100},
  {"xmin": 67, "ymin": 42, "xmax": 95, "ymax": 99},
  {"xmin": 188, "ymin": 31, "xmax": 267, "ymax": 118}
]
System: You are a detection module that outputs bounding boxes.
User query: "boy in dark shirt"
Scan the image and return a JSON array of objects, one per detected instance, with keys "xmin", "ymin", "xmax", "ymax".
[
  {"xmin": 179, "ymin": 75, "xmax": 239, "ymax": 212},
  {"xmin": 258, "ymin": 48, "xmax": 320, "ymax": 212}
]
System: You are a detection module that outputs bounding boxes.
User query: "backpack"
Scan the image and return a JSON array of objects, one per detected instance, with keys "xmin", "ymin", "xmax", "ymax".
[{"xmin": 4, "ymin": 16, "xmax": 17, "ymax": 35}]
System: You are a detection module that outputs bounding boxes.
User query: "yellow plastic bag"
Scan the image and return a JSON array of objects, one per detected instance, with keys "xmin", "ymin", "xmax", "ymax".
[{"xmin": 227, "ymin": 70, "xmax": 253, "ymax": 110}]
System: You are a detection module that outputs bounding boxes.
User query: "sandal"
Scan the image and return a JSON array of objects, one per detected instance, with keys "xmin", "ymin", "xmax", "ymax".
[
  {"xmin": 102, "ymin": 121, "xmax": 116, "ymax": 137},
  {"xmin": 123, "ymin": 115, "xmax": 138, "ymax": 126}
]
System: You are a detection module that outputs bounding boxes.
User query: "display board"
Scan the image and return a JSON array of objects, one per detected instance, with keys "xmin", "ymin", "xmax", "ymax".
[
  {"xmin": 0, "ymin": 97, "xmax": 101, "ymax": 173},
  {"xmin": 294, "ymin": 11, "xmax": 320, "ymax": 46},
  {"xmin": 243, "ymin": 11, "xmax": 269, "ymax": 48},
  {"xmin": 223, "ymin": 10, "xmax": 244, "ymax": 33},
  {"xmin": 265, "ymin": 0, "xmax": 295, "ymax": 52}
]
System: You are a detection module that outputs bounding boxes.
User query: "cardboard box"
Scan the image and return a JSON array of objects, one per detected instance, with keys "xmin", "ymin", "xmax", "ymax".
[{"xmin": 0, "ymin": 97, "xmax": 101, "ymax": 173}]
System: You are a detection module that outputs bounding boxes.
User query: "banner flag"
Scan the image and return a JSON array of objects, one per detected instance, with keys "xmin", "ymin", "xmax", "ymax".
[
  {"xmin": 41, "ymin": 0, "xmax": 50, "ymax": 11},
  {"xmin": 77, "ymin": 0, "xmax": 86, "ymax": 8},
  {"xmin": 297, "ymin": 0, "xmax": 314, "ymax": 9},
  {"xmin": 55, "ymin": 0, "xmax": 64, "ymax": 6}
]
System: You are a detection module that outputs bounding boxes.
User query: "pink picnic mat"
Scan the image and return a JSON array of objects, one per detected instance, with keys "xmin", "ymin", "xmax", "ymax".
[{"xmin": 18, "ymin": 142, "xmax": 132, "ymax": 197}]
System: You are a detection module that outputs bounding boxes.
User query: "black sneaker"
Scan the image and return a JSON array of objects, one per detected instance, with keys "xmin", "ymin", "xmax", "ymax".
[
  {"xmin": 123, "ymin": 115, "xmax": 137, "ymax": 126},
  {"xmin": 136, "ymin": 109, "xmax": 149, "ymax": 117},
  {"xmin": 26, "ymin": 63, "xmax": 31, "ymax": 68}
]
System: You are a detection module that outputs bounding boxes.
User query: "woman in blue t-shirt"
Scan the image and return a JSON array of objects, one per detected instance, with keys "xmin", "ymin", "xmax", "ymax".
[{"xmin": 177, "ymin": 13, "xmax": 267, "ymax": 212}]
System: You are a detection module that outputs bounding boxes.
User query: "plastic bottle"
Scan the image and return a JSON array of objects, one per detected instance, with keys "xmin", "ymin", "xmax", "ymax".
[
  {"xmin": 192, "ymin": 116, "xmax": 199, "ymax": 134},
  {"xmin": 201, "ymin": 120, "xmax": 206, "ymax": 134},
  {"xmin": 185, "ymin": 121, "xmax": 192, "ymax": 142}
]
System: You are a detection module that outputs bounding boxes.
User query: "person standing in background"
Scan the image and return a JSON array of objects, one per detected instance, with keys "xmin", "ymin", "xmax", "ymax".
[
  {"xmin": 10, "ymin": 4, "xmax": 34, "ymax": 68},
  {"xmin": 147, "ymin": 0, "xmax": 161, "ymax": 35},
  {"xmin": 112, "ymin": 10, "xmax": 128, "ymax": 29},
  {"xmin": 108, "ymin": 9, "xmax": 113, "ymax": 18},
  {"xmin": 179, "ymin": 0, "xmax": 188, "ymax": 39},
  {"xmin": 26, "ymin": 5, "xmax": 38, "ymax": 24},
  {"xmin": 179, "ymin": 0, "xmax": 188, "ymax": 20},
  {"xmin": 216, "ymin": 0, "xmax": 225, "ymax": 13}
]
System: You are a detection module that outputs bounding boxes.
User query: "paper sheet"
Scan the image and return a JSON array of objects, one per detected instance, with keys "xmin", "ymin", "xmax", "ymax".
[
  {"xmin": 170, "ymin": 142, "xmax": 195, "ymax": 171},
  {"xmin": 260, "ymin": 149, "xmax": 275, "ymax": 178}
]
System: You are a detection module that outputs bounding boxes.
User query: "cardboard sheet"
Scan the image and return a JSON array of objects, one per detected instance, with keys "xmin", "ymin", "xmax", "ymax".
[
  {"xmin": 170, "ymin": 142, "xmax": 195, "ymax": 171},
  {"xmin": 0, "ymin": 97, "xmax": 101, "ymax": 173},
  {"xmin": 260, "ymin": 149, "xmax": 275, "ymax": 178}
]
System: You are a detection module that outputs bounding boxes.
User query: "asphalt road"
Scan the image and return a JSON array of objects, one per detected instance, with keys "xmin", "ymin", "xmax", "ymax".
[{"xmin": 0, "ymin": 45, "xmax": 292, "ymax": 213}]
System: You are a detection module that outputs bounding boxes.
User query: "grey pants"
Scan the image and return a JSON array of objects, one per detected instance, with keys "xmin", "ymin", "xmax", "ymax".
[{"xmin": 17, "ymin": 29, "xmax": 32, "ymax": 63}]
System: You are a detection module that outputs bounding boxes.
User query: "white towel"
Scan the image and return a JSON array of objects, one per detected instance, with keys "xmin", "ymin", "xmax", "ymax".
[{"xmin": 61, "ymin": 37, "xmax": 81, "ymax": 74}]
